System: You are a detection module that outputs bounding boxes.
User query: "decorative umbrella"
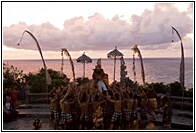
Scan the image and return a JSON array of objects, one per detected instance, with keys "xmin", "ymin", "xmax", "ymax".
[
  {"xmin": 77, "ymin": 52, "xmax": 92, "ymax": 78},
  {"xmin": 107, "ymin": 46, "xmax": 124, "ymax": 81}
]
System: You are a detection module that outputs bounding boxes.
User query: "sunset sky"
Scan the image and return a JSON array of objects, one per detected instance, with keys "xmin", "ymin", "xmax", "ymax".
[{"xmin": 2, "ymin": 2, "xmax": 193, "ymax": 60}]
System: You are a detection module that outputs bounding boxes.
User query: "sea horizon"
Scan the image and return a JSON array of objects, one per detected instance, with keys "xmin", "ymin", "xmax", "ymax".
[{"xmin": 3, "ymin": 57, "xmax": 193, "ymax": 61}]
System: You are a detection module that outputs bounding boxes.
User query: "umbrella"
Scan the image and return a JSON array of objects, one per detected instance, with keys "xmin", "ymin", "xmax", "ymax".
[
  {"xmin": 77, "ymin": 52, "xmax": 92, "ymax": 78},
  {"xmin": 107, "ymin": 46, "xmax": 124, "ymax": 81}
]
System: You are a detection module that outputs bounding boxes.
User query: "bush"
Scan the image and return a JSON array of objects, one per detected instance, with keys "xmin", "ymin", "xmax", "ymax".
[
  {"xmin": 145, "ymin": 82, "xmax": 166, "ymax": 94},
  {"xmin": 24, "ymin": 68, "xmax": 70, "ymax": 93},
  {"xmin": 76, "ymin": 77, "xmax": 90, "ymax": 86},
  {"xmin": 144, "ymin": 81, "xmax": 193, "ymax": 97}
]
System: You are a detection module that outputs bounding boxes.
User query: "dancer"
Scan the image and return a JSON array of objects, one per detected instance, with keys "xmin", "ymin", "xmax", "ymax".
[
  {"xmin": 60, "ymin": 92, "xmax": 76, "ymax": 129},
  {"xmin": 78, "ymin": 90, "xmax": 90, "ymax": 130},
  {"xmin": 160, "ymin": 95, "xmax": 173, "ymax": 128},
  {"xmin": 146, "ymin": 86, "xmax": 157, "ymax": 120},
  {"xmin": 92, "ymin": 106, "xmax": 104, "ymax": 130},
  {"xmin": 139, "ymin": 87, "xmax": 148, "ymax": 120},
  {"xmin": 50, "ymin": 87, "xmax": 61, "ymax": 130},
  {"xmin": 92, "ymin": 59, "xmax": 108, "ymax": 92},
  {"xmin": 107, "ymin": 92, "xmax": 122, "ymax": 130},
  {"xmin": 131, "ymin": 94, "xmax": 138, "ymax": 127}
]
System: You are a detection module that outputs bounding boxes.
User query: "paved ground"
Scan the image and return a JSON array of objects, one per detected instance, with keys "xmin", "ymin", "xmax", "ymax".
[
  {"xmin": 2, "ymin": 101, "xmax": 194, "ymax": 131},
  {"xmin": 3, "ymin": 117, "xmax": 185, "ymax": 131},
  {"xmin": 3, "ymin": 113, "xmax": 193, "ymax": 131}
]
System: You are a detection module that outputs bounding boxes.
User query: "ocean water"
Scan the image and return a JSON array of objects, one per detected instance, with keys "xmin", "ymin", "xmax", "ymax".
[{"xmin": 3, "ymin": 58, "xmax": 193, "ymax": 89}]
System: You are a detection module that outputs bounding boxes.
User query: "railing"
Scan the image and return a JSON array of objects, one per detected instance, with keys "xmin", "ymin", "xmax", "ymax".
[{"xmin": 156, "ymin": 93, "xmax": 193, "ymax": 111}]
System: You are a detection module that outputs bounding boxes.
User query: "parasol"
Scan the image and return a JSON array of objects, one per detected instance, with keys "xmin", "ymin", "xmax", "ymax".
[
  {"xmin": 77, "ymin": 52, "xmax": 92, "ymax": 78},
  {"xmin": 107, "ymin": 46, "xmax": 124, "ymax": 81}
]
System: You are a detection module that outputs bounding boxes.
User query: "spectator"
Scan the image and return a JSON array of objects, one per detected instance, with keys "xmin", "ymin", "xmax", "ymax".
[
  {"xmin": 4, "ymin": 96, "xmax": 18, "ymax": 122},
  {"xmin": 9, "ymin": 86, "xmax": 19, "ymax": 109}
]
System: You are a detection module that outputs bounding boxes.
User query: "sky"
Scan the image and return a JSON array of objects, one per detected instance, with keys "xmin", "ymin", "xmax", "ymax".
[{"xmin": 2, "ymin": 2, "xmax": 194, "ymax": 60}]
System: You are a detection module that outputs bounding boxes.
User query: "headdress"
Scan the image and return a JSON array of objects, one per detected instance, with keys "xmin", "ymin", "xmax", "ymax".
[{"xmin": 94, "ymin": 58, "xmax": 102, "ymax": 70}]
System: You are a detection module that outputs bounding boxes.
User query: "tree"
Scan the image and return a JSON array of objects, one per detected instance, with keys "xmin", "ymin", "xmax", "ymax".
[{"xmin": 3, "ymin": 63, "xmax": 24, "ymax": 89}]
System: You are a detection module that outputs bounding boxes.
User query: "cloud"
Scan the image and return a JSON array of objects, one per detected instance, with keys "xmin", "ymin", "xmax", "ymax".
[{"xmin": 3, "ymin": 3, "xmax": 193, "ymax": 52}]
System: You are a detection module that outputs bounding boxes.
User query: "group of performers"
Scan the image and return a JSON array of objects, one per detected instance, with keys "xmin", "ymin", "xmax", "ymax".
[{"xmin": 49, "ymin": 62, "xmax": 172, "ymax": 130}]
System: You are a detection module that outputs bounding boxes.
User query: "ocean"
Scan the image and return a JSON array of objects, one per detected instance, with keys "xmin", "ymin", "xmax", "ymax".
[{"xmin": 3, "ymin": 58, "xmax": 193, "ymax": 89}]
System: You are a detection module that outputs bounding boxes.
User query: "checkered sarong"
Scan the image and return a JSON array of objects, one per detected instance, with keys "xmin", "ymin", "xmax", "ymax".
[
  {"xmin": 54, "ymin": 110, "xmax": 60, "ymax": 119},
  {"xmin": 66, "ymin": 113, "xmax": 73, "ymax": 123},
  {"xmin": 61, "ymin": 112, "xmax": 73, "ymax": 123},
  {"xmin": 61, "ymin": 112, "xmax": 66, "ymax": 122},
  {"xmin": 131, "ymin": 111, "xmax": 138, "ymax": 121},
  {"xmin": 111, "ymin": 112, "xmax": 122, "ymax": 122},
  {"xmin": 89, "ymin": 113, "xmax": 93, "ymax": 122},
  {"xmin": 103, "ymin": 106, "xmax": 109, "ymax": 116},
  {"xmin": 80, "ymin": 113, "xmax": 90, "ymax": 122},
  {"xmin": 71, "ymin": 109, "xmax": 77, "ymax": 120},
  {"xmin": 123, "ymin": 109, "xmax": 132, "ymax": 121}
]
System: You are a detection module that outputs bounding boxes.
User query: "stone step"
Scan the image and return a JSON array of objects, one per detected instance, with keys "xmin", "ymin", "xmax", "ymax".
[
  {"xmin": 17, "ymin": 104, "xmax": 50, "ymax": 109},
  {"xmin": 17, "ymin": 108, "xmax": 50, "ymax": 118}
]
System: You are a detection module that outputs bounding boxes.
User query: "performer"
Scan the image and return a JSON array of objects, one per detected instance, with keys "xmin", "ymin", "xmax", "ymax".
[
  {"xmin": 78, "ymin": 90, "xmax": 90, "ymax": 130},
  {"xmin": 92, "ymin": 106, "xmax": 104, "ymax": 130},
  {"xmin": 123, "ymin": 91, "xmax": 134, "ymax": 129},
  {"xmin": 92, "ymin": 59, "xmax": 108, "ymax": 92},
  {"xmin": 32, "ymin": 119, "xmax": 42, "ymax": 130},
  {"xmin": 146, "ymin": 86, "xmax": 157, "ymax": 120},
  {"xmin": 50, "ymin": 87, "xmax": 61, "ymax": 130},
  {"xmin": 92, "ymin": 92, "xmax": 104, "ymax": 121},
  {"xmin": 131, "ymin": 94, "xmax": 138, "ymax": 124},
  {"xmin": 107, "ymin": 93, "xmax": 122, "ymax": 130},
  {"xmin": 160, "ymin": 95, "xmax": 173, "ymax": 128},
  {"xmin": 138, "ymin": 87, "xmax": 148, "ymax": 120}
]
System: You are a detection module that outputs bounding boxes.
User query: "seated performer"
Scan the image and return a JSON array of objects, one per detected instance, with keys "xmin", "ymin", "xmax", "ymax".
[
  {"xmin": 32, "ymin": 119, "xmax": 42, "ymax": 130},
  {"xmin": 92, "ymin": 59, "xmax": 108, "ymax": 92}
]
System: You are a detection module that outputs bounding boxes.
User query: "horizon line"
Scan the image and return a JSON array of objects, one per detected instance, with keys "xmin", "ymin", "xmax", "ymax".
[{"xmin": 3, "ymin": 57, "xmax": 193, "ymax": 61}]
